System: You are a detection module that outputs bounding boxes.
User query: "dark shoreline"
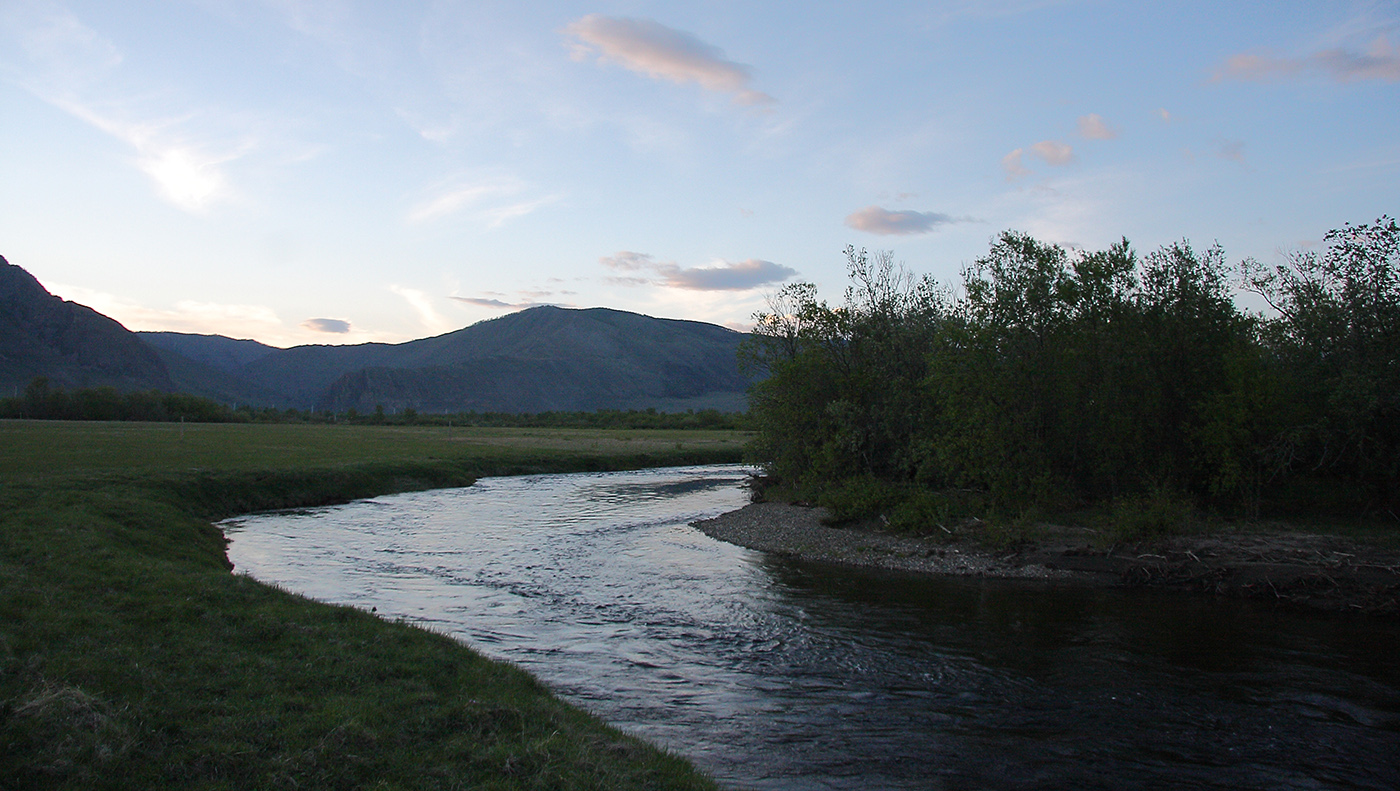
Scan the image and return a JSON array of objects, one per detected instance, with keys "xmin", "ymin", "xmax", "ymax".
[{"xmin": 695, "ymin": 502, "xmax": 1400, "ymax": 616}]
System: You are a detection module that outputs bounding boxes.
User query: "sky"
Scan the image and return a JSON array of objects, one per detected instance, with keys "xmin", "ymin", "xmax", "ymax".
[{"xmin": 2, "ymin": 1, "xmax": 1397, "ymax": 347}]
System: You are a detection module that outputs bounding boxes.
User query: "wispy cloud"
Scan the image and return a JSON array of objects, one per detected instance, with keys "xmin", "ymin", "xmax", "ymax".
[
  {"xmin": 600, "ymin": 251, "xmax": 796, "ymax": 291},
  {"xmin": 1002, "ymin": 148, "xmax": 1032, "ymax": 180},
  {"xmin": 843, "ymin": 206, "xmax": 971, "ymax": 235},
  {"xmin": 449, "ymin": 295, "xmax": 568, "ymax": 311},
  {"xmin": 1030, "ymin": 140, "xmax": 1074, "ymax": 165},
  {"xmin": 1077, "ymin": 113, "xmax": 1118, "ymax": 140},
  {"xmin": 390, "ymin": 284, "xmax": 453, "ymax": 332},
  {"xmin": 1214, "ymin": 35, "xmax": 1400, "ymax": 83},
  {"xmin": 598, "ymin": 251, "xmax": 656, "ymax": 271},
  {"xmin": 43, "ymin": 281, "xmax": 284, "ymax": 340},
  {"xmin": 5, "ymin": 6, "xmax": 251, "ymax": 212},
  {"xmin": 1217, "ymin": 139, "xmax": 1250, "ymax": 169},
  {"xmin": 564, "ymin": 14, "xmax": 775, "ymax": 107},
  {"xmin": 1003, "ymin": 139, "xmax": 1074, "ymax": 180},
  {"xmin": 302, "ymin": 317, "xmax": 351, "ymax": 333},
  {"xmin": 406, "ymin": 175, "xmax": 559, "ymax": 226}
]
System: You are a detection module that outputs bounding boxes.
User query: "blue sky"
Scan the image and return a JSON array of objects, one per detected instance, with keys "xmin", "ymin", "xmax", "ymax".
[{"xmin": 2, "ymin": 1, "xmax": 1397, "ymax": 346}]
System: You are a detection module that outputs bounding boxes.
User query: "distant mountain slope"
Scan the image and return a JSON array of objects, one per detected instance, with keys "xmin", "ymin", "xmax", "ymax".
[
  {"xmin": 2, "ymin": 256, "xmax": 751, "ymax": 413},
  {"xmin": 244, "ymin": 306, "xmax": 752, "ymax": 412},
  {"xmin": 0, "ymin": 256, "xmax": 174, "ymax": 393},
  {"xmin": 140, "ymin": 332, "xmax": 279, "ymax": 373},
  {"xmin": 149, "ymin": 346, "xmax": 298, "ymax": 409},
  {"xmin": 139, "ymin": 332, "xmax": 295, "ymax": 407}
]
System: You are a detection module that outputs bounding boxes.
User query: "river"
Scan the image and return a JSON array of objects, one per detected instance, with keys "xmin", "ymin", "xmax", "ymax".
[{"xmin": 222, "ymin": 464, "xmax": 1400, "ymax": 790}]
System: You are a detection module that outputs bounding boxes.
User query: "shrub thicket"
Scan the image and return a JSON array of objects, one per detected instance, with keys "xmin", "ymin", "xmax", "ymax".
[{"xmin": 744, "ymin": 218, "xmax": 1399, "ymax": 522}]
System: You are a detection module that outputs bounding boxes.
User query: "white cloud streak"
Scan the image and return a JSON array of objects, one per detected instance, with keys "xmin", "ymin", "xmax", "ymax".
[
  {"xmin": 406, "ymin": 176, "xmax": 559, "ymax": 227},
  {"xmin": 390, "ymin": 284, "xmax": 452, "ymax": 332},
  {"xmin": 564, "ymin": 14, "xmax": 775, "ymax": 106}
]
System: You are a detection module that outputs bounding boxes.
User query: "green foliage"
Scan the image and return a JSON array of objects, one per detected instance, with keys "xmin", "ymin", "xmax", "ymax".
[
  {"xmin": 815, "ymin": 475, "xmax": 909, "ymax": 524},
  {"xmin": 746, "ymin": 218, "xmax": 1400, "ymax": 531},
  {"xmin": 1103, "ymin": 486, "xmax": 1200, "ymax": 542},
  {"xmin": 0, "ymin": 379, "xmax": 243, "ymax": 422},
  {"xmin": 743, "ymin": 247, "xmax": 947, "ymax": 488},
  {"xmin": 1243, "ymin": 216, "xmax": 1400, "ymax": 507}
]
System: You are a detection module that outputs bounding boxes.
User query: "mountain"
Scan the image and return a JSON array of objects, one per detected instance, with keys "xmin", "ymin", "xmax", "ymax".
[
  {"xmin": 0, "ymin": 256, "xmax": 174, "ymax": 394},
  {"xmin": 242, "ymin": 306, "xmax": 751, "ymax": 413},
  {"xmin": 2, "ymin": 257, "xmax": 751, "ymax": 412},
  {"xmin": 310, "ymin": 307, "xmax": 751, "ymax": 413},
  {"xmin": 139, "ymin": 332, "xmax": 279, "ymax": 373},
  {"xmin": 139, "ymin": 332, "xmax": 297, "ymax": 407}
]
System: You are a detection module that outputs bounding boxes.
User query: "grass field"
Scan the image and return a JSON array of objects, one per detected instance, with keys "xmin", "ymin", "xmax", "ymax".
[
  {"xmin": 0, "ymin": 420, "xmax": 746, "ymax": 479},
  {"xmin": 0, "ymin": 420, "xmax": 748, "ymax": 789}
]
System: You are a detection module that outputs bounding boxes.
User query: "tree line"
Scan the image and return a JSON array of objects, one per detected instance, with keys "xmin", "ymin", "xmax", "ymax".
[
  {"xmin": 2, "ymin": 378, "xmax": 242, "ymax": 422},
  {"xmin": 1, "ymin": 378, "xmax": 746, "ymax": 430},
  {"xmin": 742, "ymin": 217, "xmax": 1399, "ymax": 525}
]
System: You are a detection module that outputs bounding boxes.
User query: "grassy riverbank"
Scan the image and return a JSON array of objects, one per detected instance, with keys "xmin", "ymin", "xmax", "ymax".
[{"xmin": 1, "ymin": 420, "xmax": 747, "ymax": 789}]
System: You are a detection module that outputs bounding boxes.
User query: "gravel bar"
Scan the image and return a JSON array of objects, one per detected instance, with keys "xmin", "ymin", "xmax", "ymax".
[
  {"xmin": 693, "ymin": 502, "xmax": 1078, "ymax": 581},
  {"xmin": 694, "ymin": 502, "xmax": 1400, "ymax": 615}
]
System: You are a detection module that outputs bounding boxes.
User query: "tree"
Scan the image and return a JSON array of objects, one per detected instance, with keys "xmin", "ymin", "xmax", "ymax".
[
  {"xmin": 742, "ymin": 247, "xmax": 946, "ymax": 493},
  {"xmin": 1243, "ymin": 216, "xmax": 1400, "ymax": 509}
]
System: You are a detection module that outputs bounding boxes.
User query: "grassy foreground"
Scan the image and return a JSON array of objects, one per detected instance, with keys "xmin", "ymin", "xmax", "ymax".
[{"xmin": 1, "ymin": 420, "xmax": 747, "ymax": 789}]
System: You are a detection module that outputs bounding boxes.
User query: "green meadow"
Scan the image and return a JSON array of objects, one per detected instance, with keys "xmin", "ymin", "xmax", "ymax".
[{"xmin": 0, "ymin": 420, "xmax": 747, "ymax": 789}]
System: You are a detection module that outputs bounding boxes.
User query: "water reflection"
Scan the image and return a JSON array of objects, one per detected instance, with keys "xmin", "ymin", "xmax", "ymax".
[{"xmin": 224, "ymin": 465, "xmax": 1400, "ymax": 790}]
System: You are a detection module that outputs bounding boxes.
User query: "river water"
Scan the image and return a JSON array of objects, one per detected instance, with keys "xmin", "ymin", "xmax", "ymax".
[{"xmin": 222, "ymin": 464, "xmax": 1400, "ymax": 790}]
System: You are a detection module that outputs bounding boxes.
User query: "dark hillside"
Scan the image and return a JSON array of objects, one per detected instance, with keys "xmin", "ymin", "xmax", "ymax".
[
  {"xmin": 140, "ymin": 331, "xmax": 280, "ymax": 372},
  {"xmin": 0, "ymin": 256, "xmax": 174, "ymax": 393},
  {"xmin": 151, "ymin": 346, "xmax": 297, "ymax": 409},
  {"xmin": 247, "ymin": 306, "xmax": 750, "ymax": 413},
  {"xmin": 238, "ymin": 342, "xmax": 402, "ymax": 407}
]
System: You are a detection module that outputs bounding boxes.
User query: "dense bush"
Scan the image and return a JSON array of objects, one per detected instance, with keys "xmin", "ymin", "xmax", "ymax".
[
  {"xmin": 0, "ymin": 379, "xmax": 243, "ymax": 423},
  {"xmin": 744, "ymin": 218, "xmax": 1399, "ymax": 522}
]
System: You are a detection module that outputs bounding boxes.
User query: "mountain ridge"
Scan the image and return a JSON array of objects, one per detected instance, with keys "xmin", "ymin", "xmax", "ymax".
[
  {"xmin": 0, "ymin": 256, "xmax": 175, "ymax": 394},
  {"xmin": 3, "ymin": 257, "xmax": 751, "ymax": 412}
]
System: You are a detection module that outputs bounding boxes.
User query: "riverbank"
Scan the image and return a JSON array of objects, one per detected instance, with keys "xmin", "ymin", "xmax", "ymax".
[
  {"xmin": 1, "ymin": 420, "xmax": 743, "ymax": 789},
  {"xmin": 695, "ymin": 502, "xmax": 1400, "ymax": 616}
]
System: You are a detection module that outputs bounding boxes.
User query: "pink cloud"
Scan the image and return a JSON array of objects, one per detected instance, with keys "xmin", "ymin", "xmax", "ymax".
[
  {"xmin": 844, "ymin": 206, "xmax": 965, "ymax": 235},
  {"xmin": 1215, "ymin": 36, "xmax": 1400, "ymax": 83},
  {"xmin": 565, "ymin": 15, "xmax": 775, "ymax": 106}
]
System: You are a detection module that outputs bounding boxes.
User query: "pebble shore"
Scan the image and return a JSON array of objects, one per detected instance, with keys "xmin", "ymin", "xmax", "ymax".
[
  {"xmin": 694, "ymin": 501, "xmax": 1400, "ymax": 615},
  {"xmin": 693, "ymin": 501, "xmax": 1078, "ymax": 580}
]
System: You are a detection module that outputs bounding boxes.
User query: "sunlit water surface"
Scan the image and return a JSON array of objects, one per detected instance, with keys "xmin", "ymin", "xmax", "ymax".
[{"xmin": 223, "ymin": 465, "xmax": 1400, "ymax": 790}]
